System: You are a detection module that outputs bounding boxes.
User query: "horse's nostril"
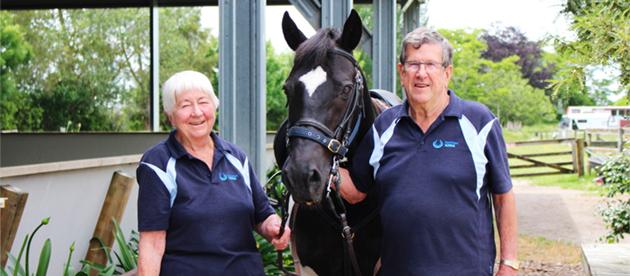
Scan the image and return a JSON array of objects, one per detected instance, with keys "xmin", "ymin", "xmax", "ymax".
[{"xmin": 307, "ymin": 169, "xmax": 321, "ymax": 184}]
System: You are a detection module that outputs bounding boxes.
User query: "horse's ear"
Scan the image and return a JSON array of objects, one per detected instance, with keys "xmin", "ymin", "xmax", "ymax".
[
  {"xmin": 337, "ymin": 9, "xmax": 363, "ymax": 52},
  {"xmin": 282, "ymin": 11, "xmax": 307, "ymax": 51}
]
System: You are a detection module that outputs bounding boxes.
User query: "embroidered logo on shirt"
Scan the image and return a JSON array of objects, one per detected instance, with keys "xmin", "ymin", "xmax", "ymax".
[
  {"xmin": 219, "ymin": 172, "xmax": 239, "ymax": 181},
  {"xmin": 432, "ymin": 139, "xmax": 459, "ymax": 149}
]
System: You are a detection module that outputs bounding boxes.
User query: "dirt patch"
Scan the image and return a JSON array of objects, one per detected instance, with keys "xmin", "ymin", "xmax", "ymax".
[
  {"xmin": 513, "ymin": 179, "xmax": 628, "ymax": 275},
  {"xmin": 520, "ymin": 260, "xmax": 583, "ymax": 275},
  {"xmin": 514, "ymin": 179, "xmax": 612, "ymax": 244}
]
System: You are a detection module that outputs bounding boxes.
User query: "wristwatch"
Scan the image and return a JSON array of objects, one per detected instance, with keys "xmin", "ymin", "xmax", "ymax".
[{"xmin": 499, "ymin": 259, "xmax": 520, "ymax": 270}]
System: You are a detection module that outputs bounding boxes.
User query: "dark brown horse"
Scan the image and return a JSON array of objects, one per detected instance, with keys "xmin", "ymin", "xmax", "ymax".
[{"xmin": 273, "ymin": 10, "xmax": 400, "ymax": 276}]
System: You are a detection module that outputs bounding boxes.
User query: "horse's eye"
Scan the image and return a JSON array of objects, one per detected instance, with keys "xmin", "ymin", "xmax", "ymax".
[{"xmin": 342, "ymin": 85, "xmax": 352, "ymax": 95}]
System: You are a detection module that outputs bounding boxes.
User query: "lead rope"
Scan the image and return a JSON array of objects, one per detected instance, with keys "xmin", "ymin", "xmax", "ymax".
[
  {"xmin": 267, "ymin": 170, "xmax": 298, "ymax": 276},
  {"xmin": 327, "ymin": 157, "xmax": 363, "ymax": 276}
]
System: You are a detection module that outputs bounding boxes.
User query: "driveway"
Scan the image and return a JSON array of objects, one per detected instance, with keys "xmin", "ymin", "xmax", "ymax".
[{"xmin": 514, "ymin": 179, "xmax": 628, "ymax": 244}]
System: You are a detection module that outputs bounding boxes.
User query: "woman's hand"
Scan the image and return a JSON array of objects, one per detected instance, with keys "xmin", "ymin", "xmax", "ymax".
[{"xmin": 257, "ymin": 214, "xmax": 291, "ymax": 250}]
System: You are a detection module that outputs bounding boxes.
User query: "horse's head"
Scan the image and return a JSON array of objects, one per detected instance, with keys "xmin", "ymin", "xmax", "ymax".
[{"xmin": 279, "ymin": 10, "xmax": 364, "ymax": 205}]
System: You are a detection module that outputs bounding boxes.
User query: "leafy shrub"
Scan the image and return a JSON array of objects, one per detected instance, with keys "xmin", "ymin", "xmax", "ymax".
[{"xmin": 597, "ymin": 152, "xmax": 630, "ymax": 242}]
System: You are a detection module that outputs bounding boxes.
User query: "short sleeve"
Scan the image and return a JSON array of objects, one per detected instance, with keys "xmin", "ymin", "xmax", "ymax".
[
  {"xmin": 350, "ymin": 126, "xmax": 376, "ymax": 193},
  {"xmin": 249, "ymin": 161, "xmax": 275, "ymax": 225},
  {"xmin": 484, "ymin": 119, "xmax": 512, "ymax": 194},
  {"xmin": 136, "ymin": 163, "xmax": 172, "ymax": 231}
]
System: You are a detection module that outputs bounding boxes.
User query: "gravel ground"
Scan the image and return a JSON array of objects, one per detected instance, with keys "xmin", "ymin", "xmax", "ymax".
[
  {"xmin": 520, "ymin": 260, "xmax": 584, "ymax": 275},
  {"xmin": 512, "ymin": 179, "xmax": 630, "ymax": 275}
]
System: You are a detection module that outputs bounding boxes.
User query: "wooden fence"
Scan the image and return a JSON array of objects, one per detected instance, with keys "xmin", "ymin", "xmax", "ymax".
[
  {"xmin": 509, "ymin": 127, "xmax": 628, "ymax": 178},
  {"xmin": 508, "ymin": 138, "xmax": 584, "ymax": 177},
  {"xmin": 582, "ymin": 127, "xmax": 629, "ymax": 173}
]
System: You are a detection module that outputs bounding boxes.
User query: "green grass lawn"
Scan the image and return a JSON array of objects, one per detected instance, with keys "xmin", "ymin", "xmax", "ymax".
[
  {"xmin": 503, "ymin": 123, "xmax": 607, "ymax": 193},
  {"xmin": 502, "ymin": 123, "xmax": 561, "ymax": 142},
  {"xmin": 523, "ymin": 173, "xmax": 605, "ymax": 193}
]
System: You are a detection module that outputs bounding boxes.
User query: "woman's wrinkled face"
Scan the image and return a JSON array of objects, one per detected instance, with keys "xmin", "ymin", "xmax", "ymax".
[{"xmin": 169, "ymin": 89, "xmax": 216, "ymax": 140}]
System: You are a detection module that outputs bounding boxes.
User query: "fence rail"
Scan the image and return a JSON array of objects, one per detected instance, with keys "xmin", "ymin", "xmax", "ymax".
[{"xmin": 508, "ymin": 138, "xmax": 583, "ymax": 177}]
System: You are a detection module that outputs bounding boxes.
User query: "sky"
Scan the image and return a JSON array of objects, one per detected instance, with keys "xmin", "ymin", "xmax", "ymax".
[
  {"xmin": 201, "ymin": 2, "xmax": 623, "ymax": 101},
  {"xmin": 201, "ymin": 0, "xmax": 574, "ymax": 53}
]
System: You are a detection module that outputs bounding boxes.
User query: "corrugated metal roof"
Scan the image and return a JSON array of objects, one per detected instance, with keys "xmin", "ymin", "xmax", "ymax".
[{"xmin": 1, "ymin": 0, "xmax": 382, "ymax": 10}]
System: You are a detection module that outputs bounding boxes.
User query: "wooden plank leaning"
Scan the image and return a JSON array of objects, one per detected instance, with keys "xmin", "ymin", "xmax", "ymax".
[
  {"xmin": 0, "ymin": 185, "xmax": 29, "ymax": 267},
  {"xmin": 84, "ymin": 171, "xmax": 135, "ymax": 272}
]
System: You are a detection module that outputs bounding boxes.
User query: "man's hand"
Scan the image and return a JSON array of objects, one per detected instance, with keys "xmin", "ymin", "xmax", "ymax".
[{"xmin": 334, "ymin": 168, "xmax": 366, "ymax": 204}]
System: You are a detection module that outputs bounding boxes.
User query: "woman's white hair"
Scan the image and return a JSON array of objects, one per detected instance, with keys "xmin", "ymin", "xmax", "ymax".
[{"xmin": 162, "ymin": 70, "xmax": 219, "ymax": 114}]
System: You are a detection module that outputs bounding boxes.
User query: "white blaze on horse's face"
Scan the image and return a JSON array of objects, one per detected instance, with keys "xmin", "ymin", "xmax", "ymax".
[{"xmin": 299, "ymin": 66, "xmax": 327, "ymax": 97}]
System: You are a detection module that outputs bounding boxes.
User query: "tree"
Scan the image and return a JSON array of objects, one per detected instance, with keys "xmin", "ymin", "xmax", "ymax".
[
  {"xmin": 266, "ymin": 42, "xmax": 292, "ymax": 131},
  {"xmin": 481, "ymin": 26, "xmax": 556, "ymax": 92},
  {"xmin": 443, "ymin": 29, "xmax": 556, "ymax": 125},
  {"xmin": 542, "ymin": 50, "xmax": 595, "ymax": 111},
  {"xmin": 157, "ymin": 7, "xmax": 219, "ymax": 130},
  {"xmin": 555, "ymin": 0, "xmax": 629, "ymax": 100},
  {"xmin": 4, "ymin": 7, "xmax": 219, "ymax": 131},
  {"xmin": 0, "ymin": 12, "xmax": 40, "ymax": 130},
  {"xmin": 9, "ymin": 9, "xmax": 149, "ymax": 131}
]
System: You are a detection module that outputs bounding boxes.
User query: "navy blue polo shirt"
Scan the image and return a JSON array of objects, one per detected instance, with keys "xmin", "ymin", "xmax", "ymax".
[
  {"xmin": 136, "ymin": 131, "xmax": 274, "ymax": 275},
  {"xmin": 351, "ymin": 91, "xmax": 512, "ymax": 275}
]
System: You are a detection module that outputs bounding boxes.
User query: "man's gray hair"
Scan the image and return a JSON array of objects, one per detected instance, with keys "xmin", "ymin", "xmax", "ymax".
[
  {"xmin": 162, "ymin": 70, "xmax": 219, "ymax": 114},
  {"xmin": 399, "ymin": 27, "xmax": 453, "ymax": 67}
]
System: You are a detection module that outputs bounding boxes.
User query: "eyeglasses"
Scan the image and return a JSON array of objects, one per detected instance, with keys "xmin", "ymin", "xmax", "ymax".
[{"xmin": 403, "ymin": 61, "xmax": 445, "ymax": 73}]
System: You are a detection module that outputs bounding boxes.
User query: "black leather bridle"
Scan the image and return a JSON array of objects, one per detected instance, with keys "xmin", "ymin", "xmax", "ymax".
[
  {"xmin": 286, "ymin": 47, "xmax": 365, "ymax": 165},
  {"xmin": 280, "ymin": 47, "xmax": 366, "ymax": 276}
]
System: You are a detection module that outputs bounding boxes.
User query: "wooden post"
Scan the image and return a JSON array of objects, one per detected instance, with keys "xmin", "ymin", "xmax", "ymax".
[
  {"xmin": 84, "ymin": 171, "xmax": 135, "ymax": 271},
  {"xmin": 573, "ymin": 138, "xmax": 585, "ymax": 177},
  {"xmin": 618, "ymin": 128, "xmax": 624, "ymax": 153},
  {"xmin": 0, "ymin": 185, "xmax": 28, "ymax": 267}
]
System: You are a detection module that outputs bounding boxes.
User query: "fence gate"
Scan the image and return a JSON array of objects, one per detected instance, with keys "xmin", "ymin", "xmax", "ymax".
[{"xmin": 508, "ymin": 138, "xmax": 584, "ymax": 177}]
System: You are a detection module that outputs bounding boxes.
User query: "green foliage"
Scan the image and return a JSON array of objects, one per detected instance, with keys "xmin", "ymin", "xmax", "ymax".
[
  {"xmin": 255, "ymin": 233, "xmax": 294, "ymax": 276},
  {"xmin": 614, "ymin": 97, "xmax": 629, "ymax": 106},
  {"xmin": 31, "ymin": 78, "xmax": 121, "ymax": 131},
  {"xmin": 441, "ymin": 29, "xmax": 556, "ymax": 125},
  {"xmin": 260, "ymin": 166, "xmax": 295, "ymax": 275},
  {"xmin": 2, "ymin": 7, "xmax": 219, "ymax": 132},
  {"xmin": 502, "ymin": 123, "xmax": 560, "ymax": 142},
  {"xmin": 597, "ymin": 152, "xmax": 630, "ymax": 242},
  {"xmin": 555, "ymin": 0, "xmax": 630, "ymax": 101},
  {"xmin": 599, "ymin": 153, "xmax": 630, "ymax": 197},
  {"xmin": 34, "ymin": 239, "xmax": 51, "ymax": 276},
  {"xmin": 158, "ymin": 7, "xmax": 220, "ymax": 131},
  {"xmin": 526, "ymin": 174, "xmax": 601, "ymax": 192},
  {"xmin": 81, "ymin": 219, "xmax": 138, "ymax": 275},
  {"xmin": 0, "ymin": 12, "xmax": 34, "ymax": 130},
  {"xmin": 2, "ymin": 218, "xmax": 51, "ymax": 276},
  {"xmin": 266, "ymin": 43, "xmax": 292, "ymax": 131},
  {"xmin": 1, "ymin": 217, "xmax": 138, "ymax": 276}
]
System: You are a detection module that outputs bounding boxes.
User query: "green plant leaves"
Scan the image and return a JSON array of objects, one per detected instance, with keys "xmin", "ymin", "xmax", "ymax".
[
  {"xmin": 598, "ymin": 152, "xmax": 630, "ymax": 242},
  {"xmin": 35, "ymin": 239, "xmax": 51, "ymax": 276},
  {"xmin": 112, "ymin": 219, "xmax": 137, "ymax": 271}
]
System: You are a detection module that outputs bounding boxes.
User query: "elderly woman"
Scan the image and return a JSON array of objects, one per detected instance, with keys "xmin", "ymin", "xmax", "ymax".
[{"xmin": 136, "ymin": 70, "xmax": 290, "ymax": 275}]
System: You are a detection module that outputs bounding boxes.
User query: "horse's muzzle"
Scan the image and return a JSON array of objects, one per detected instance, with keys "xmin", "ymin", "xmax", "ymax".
[{"xmin": 282, "ymin": 158, "xmax": 328, "ymax": 205}]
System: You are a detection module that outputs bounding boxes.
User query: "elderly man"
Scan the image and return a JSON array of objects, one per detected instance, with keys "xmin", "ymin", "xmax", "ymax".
[{"xmin": 338, "ymin": 27, "xmax": 518, "ymax": 275}]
